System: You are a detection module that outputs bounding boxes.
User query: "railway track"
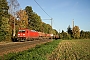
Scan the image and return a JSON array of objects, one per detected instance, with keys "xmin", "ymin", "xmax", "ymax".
[{"xmin": 0, "ymin": 39, "xmax": 52, "ymax": 56}]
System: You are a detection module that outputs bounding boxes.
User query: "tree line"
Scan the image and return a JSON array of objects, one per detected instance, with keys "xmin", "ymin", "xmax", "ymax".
[{"xmin": 59, "ymin": 25, "xmax": 90, "ymax": 40}]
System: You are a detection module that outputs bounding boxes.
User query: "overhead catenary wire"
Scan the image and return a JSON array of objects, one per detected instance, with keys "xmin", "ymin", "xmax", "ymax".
[
  {"xmin": 34, "ymin": 0, "xmax": 52, "ymax": 18},
  {"xmin": 34, "ymin": 0, "xmax": 53, "ymax": 36}
]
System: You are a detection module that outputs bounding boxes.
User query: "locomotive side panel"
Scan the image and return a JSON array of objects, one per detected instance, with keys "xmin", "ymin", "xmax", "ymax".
[{"xmin": 28, "ymin": 30, "xmax": 39, "ymax": 40}]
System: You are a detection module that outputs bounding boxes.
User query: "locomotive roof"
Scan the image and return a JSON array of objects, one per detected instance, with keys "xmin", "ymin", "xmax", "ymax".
[{"xmin": 19, "ymin": 29, "xmax": 37, "ymax": 32}]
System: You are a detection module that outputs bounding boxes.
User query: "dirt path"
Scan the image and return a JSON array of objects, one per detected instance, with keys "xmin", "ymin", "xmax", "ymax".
[
  {"xmin": 0, "ymin": 39, "xmax": 52, "ymax": 56},
  {"xmin": 48, "ymin": 40, "xmax": 90, "ymax": 60}
]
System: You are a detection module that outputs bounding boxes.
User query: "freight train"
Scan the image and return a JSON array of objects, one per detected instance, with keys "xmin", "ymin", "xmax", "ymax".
[{"xmin": 17, "ymin": 28, "xmax": 59, "ymax": 41}]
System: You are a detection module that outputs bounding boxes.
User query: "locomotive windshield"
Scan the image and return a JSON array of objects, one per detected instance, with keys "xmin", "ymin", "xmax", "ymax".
[{"xmin": 19, "ymin": 30, "xmax": 25, "ymax": 33}]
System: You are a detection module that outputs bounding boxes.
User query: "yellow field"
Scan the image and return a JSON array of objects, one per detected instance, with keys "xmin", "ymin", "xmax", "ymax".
[{"xmin": 48, "ymin": 39, "xmax": 90, "ymax": 60}]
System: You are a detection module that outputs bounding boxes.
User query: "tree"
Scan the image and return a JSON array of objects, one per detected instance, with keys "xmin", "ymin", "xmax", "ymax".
[
  {"xmin": 80, "ymin": 30, "xmax": 85, "ymax": 39},
  {"xmin": 52, "ymin": 29, "xmax": 58, "ymax": 35},
  {"xmin": 30, "ymin": 12, "xmax": 42, "ymax": 31},
  {"xmin": 67, "ymin": 25, "xmax": 72, "ymax": 36},
  {"xmin": 8, "ymin": 14, "xmax": 21, "ymax": 38},
  {"xmin": 0, "ymin": 0, "xmax": 9, "ymax": 18},
  {"xmin": 25, "ymin": 6, "xmax": 43, "ymax": 31},
  {"xmin": 0, "ymin": 0, "xmax": 9, "ymax": 26},
  {"xmin": 80, "ymin": 31, "xmax": 90, "ymax": 39},
  {"xmin": 17, "ymin": 10, "xmax": 28, "ymax": 28},
  {"xmin": 61, "ymin": 30, "xmax": 68, "ymax": 39},
  {"xmin": 67, "ymin": 25, "xmax": 72, "ymax": 39},
  {"xmin": 25, "ymin": 6, "xmax": 33, "ymax": 29},
  {"xmin": 42, "ymin": 22, "xmax": 47, "ymax": 33},
  {"xmin": 0, "ymin": 0, "xmax": 11, "ymax": 41},
  {"xmin": 41, "ymin": 22, "xmax": 53, "ymax": 34},
  {"xmin": 72, "ymin": 26, "xmax": 80, "ymax": 39},
  {"xmin": 0, "ymin": 17, "xmax": 12, "ymax": 41},
  {"xmin": 46, "ymin": 24, "xmax": 52, "ymax": 34}
]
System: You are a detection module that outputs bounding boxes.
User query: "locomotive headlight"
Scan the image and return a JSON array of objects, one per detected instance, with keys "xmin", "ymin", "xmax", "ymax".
[
  {"xmin": 18, "ymin": 34, "xmax": 20, "ymax": 35},
  {"xmin": 23, "ymin": 34, "xmax": 25, "ymax": 35}
]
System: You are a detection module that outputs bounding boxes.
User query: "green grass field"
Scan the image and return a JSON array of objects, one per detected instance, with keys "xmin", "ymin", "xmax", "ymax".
[{"xmin": 0, "ymin": 39, "xmax": 90, "ymax": 60}]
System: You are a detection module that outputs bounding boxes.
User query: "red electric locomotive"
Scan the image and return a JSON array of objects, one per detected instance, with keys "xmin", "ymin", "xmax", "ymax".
[
  {"xmin": 17, "ymin": 29, "xmax": 39, "ymax": 41},
  {"xmin": 17, "ymin": 28, "xmax": 59, "ymax": 41}
]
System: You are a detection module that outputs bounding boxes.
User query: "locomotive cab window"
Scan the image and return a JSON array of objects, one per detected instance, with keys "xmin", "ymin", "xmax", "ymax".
[{"xmin": 19, "ymin": 30, "xmax": 25, "ymax": 33}]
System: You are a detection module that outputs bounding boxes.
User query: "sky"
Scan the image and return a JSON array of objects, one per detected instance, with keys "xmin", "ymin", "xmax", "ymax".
[{"xmin": 17, "ymin": 0, "xmax": 90, "ymax": 32}]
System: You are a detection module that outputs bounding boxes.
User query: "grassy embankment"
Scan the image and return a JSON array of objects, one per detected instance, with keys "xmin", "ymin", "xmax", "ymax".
[{"xmin": 0, "ymin": 39, "xmax": 61, "ymax": 60}]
